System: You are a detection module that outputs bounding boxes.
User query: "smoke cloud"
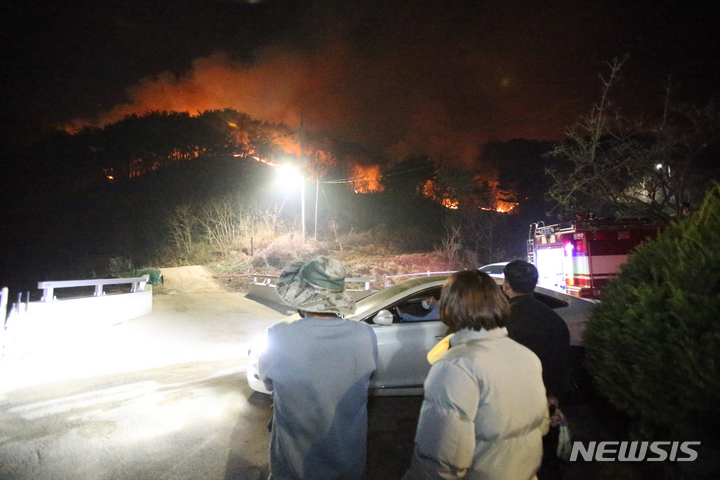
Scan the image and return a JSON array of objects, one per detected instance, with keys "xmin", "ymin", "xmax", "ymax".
[{"xmin": 86, "ymin": 1, "xmax": 645, "ymax": 167}]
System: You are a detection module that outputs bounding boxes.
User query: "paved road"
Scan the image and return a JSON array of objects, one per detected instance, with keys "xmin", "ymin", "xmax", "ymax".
[
  {"xmin": 0, "ymin": 266, "xmax": 422, "ymax": 480},
  {"xmin": 1, "ymin": 266, "xmax": 622, "ymax": 480},
  {"xmin": 0, "ymin": 267, "xmax": 289, "ymax": 480}
]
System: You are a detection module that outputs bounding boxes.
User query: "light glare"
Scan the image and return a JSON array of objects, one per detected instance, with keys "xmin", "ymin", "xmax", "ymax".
[{"xmin": 277, "ymin": 165, "xmax": 302, "ymax": 189}]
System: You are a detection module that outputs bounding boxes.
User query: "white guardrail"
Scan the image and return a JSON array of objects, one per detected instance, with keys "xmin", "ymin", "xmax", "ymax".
[
  {"xmin": 2, "ymin": 276, "xmax": 152, "ymax": 359},
  {"xmin": 38, "ymin": 276, "xmax": 150, "ymax": 302}
]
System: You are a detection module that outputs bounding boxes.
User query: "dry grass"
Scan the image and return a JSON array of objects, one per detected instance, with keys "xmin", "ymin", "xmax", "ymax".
[
  {"xmin": 210, "ymin": 228, "xmax": 481, "ymax": 292},
  {"xmin": 250, "ymin": 233, "xmax": 329, "ymax": 270}
]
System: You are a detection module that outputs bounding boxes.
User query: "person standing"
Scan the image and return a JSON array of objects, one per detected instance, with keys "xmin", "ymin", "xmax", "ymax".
[
  {"xmin": 403, "ymin": 270, "xmax": 549, "ymax": 480},
  {"xmin": 501, "ymin": 260, "xmax": 571, "ymax": 402},
  {"xmin": 257, "ymin": 256, "xmax": 378, "ymax": 480},
  {"xmin": 502, "ymin": 260, "xmax": 572, "ymax": 480}
]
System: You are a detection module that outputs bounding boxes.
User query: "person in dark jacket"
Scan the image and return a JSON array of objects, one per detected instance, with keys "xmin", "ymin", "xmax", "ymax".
[
  {"xmin": 502, "ymin": 260, "xmax": 571, "ymax": 480},
  {"xmin": 502, "ymin": 260, "xmax": 571, "ymax": 399}
]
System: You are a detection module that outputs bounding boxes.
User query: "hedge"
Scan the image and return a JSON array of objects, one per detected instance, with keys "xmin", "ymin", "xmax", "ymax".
[{"xmin": 584, "ymin": 184, "xmax": 720, "ymax": 445}]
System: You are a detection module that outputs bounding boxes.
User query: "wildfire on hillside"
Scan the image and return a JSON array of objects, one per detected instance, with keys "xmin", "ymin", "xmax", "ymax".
[
  {"xmin": 422, "ymin": 179, "xmax": 460, "ymax": 210},
  {"xmin": 421, "ymin": 178, "xmax": 518, "ymax": 213},
  {"xmin": 240, "ymin": 154, "xmax": 279, "ymax": 167},
  {"xmin": 422, "ymin": 179, "xmax": 437, "ymax": 198},
  {"xmin": 351, "ymin": 165, "xmax": 384, "ymax": 193},
  {"xmin": 442, "ymin": 199, "xmax": 459, "ymax": 210},
  {"xmin": 272, "ymin": 135, "xmax": 302, "ymax": 157},
  {"xmin": 495, "ymin": 199, "xmax": 517, "ymax": 213},
  {"xmin": 491, "ymin": 182, "xmax": 518, "ymax": 213}
]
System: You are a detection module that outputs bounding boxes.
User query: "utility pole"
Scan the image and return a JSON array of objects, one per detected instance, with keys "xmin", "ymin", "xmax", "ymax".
[
  {"xmin": 314, "ymin": 166, "xmax": 319, "ymax": 241},
  {"xmin": 299, "ymin": 113, "xmax": 306, "ymax": 242}
]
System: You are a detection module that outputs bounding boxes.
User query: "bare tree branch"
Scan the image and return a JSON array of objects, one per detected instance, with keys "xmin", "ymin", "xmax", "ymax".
[{"xmin": 546, "ymin": 57, "xmax": 720, "ymax": 223}]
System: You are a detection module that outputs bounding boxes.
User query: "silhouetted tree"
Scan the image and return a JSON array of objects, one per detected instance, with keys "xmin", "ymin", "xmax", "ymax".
[{"xmin": 547, "ymin": 57, "xmax": 720, "ymax": 223}]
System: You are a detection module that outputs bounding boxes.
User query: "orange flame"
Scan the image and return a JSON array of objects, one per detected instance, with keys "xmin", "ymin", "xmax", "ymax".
[
  {"xmin": 422, "ymin": 179, "xmax": 438, "ymax": 197},
  {"xmin": 351, "ymin": 165, "xmax": 384, "ymax": 193},
  {"xmin": 421, "ymin": 178, "xmax": 518, "ymax": 212},
  {"xmin": 495, "ymin": 201, "xmax": 517, "ymax": 213},
  {"xmin": 490, "ymin": 181, "xmax": 518, "ymax": 213},
  {"xmin": 442, "ymin": 198, "xmax": 459, "ymax": 209}
]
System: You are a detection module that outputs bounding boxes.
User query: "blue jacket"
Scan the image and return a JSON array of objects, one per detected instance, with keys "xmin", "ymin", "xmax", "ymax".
[{"xmin": 258, "ymin": 317, "xmax": 378, "ymax": 480}]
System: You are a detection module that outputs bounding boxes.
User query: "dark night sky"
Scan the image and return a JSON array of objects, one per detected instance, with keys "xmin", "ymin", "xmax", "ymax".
[{"xmin": 2, "ymin": 0, "xmax": 719, "ymax": 165}]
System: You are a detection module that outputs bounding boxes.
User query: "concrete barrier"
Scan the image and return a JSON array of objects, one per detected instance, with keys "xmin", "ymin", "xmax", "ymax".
[{"xmin": 3, "ymin": 279, "xmax": 152, "ymax": 359}]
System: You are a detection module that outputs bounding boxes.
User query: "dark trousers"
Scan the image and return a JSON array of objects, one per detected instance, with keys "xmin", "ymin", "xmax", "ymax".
[{"xmin": 537, "ymin": 425, "xmax": 563, "ymax": 480}]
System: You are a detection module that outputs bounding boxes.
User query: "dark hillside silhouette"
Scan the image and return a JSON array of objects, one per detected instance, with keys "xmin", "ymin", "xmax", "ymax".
[{"xmin": 0, "ymin": 110, "xmax": 564, "ymax": 294}]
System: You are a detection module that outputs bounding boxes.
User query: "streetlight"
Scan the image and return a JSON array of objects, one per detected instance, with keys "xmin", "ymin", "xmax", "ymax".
[
  {"xmin": 299, "ymin": 113, "xmax": 306, "ymax": 242},
  {"xmin": 277, "ymin": 114, "xmax": 309, "ymax": 242},
  {"xmin": 277, "ymin": 163, "xmax": 306, "ymax": 242},
  {"xmin": 277, "ymin": 164, "xmax": 303, "ymax": 188}
]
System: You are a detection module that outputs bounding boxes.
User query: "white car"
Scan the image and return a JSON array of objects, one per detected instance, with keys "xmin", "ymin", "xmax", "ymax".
[
  {"xmin": 247, "ymin": 274, "xmax": 594, "ymax": 396},
  {"xmin": 478, "ymin": 262, "xmax": 509, "ymax": 275}
]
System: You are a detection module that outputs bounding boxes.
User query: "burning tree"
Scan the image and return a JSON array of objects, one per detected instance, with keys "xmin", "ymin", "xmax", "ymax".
[{"xmin": 350, "ymin": 164, "xmax": 384, "ymax": 193}]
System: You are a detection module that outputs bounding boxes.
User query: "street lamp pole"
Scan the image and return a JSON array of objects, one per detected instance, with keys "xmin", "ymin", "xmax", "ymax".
[
  {"xmin": 314, "ymin": 177, "xmax": 319, "ymax": 241},
  {"xmin": 300, "ymin": 113, "xmax": 306, "ymax": 242}
]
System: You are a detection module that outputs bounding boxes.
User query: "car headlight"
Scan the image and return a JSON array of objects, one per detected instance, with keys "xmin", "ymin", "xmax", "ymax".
[{"xmin": 247, "ymin": 331, "xmax": 269, "ymax": 379}]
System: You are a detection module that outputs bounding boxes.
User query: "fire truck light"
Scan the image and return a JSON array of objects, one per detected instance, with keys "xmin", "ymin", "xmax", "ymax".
[{"xmin": 564, "ymin": 242, "xmax": 574, "ymax": 255}]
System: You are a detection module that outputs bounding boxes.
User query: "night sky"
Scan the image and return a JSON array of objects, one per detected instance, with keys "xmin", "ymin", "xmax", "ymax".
[{"xmin": 3, "ymin": 0, "xmax": 719, "ymax": 165}]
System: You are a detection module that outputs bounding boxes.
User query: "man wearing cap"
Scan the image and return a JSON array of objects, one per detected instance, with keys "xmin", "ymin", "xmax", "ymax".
[{"xmin": 258, "ymin": 256, "xmax": 378, "ymax": 480}]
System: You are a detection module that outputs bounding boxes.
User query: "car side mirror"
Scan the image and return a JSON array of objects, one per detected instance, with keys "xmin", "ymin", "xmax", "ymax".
[{"xmin": 374, "ymin": 309, "xmax": 394, "ymax": 326}]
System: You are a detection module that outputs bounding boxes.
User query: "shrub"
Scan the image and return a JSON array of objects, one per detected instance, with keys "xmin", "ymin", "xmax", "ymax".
[
  {"xmin": 338, "ymin": 224, "xmax": 423, "ymax": 254},
  {"xmin": 250, "ymin": 233, "xmax": 327, "ymax": 270},
  {"xmin": 434, "ymin": 226, "xmax": 463, "ymax": 265},
  {"xmin": 584, "ymin": 184, "xmax": 720, "ymax": 445},
  {"xmin": 165, "ymin": 197, "xmax": 283, "ymax": 263}
]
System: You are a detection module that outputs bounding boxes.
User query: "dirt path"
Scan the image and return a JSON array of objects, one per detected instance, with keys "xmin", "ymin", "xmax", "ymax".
[{"xmin": 159, "ymin": 265, "xmax": 229, "ymax": 294}]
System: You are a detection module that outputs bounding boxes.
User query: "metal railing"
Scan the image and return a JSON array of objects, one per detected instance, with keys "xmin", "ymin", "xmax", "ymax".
[
  {"xmin": 251, "ymin": 275, "xmax": 373, "ymax": 291},
  {"xmin": 383, "ymin": 271, "xmax": 457, "ymax": 287},
  {"xmin": 1, "ymin": 287, "xmax": 7, "ymax": 322},
  {"xmin": 38, "ymin": 276, "xmax": 150, "ymax": 302}
]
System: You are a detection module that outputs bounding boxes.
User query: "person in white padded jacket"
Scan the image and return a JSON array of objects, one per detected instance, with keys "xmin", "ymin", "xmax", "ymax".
[{"xmin": 403, "ymin": 270, "xmax": 550, "ymax": 480}]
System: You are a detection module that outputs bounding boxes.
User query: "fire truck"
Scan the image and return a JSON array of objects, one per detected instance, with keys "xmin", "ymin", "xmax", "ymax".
[{"xmin": 527, "ymin": 217, "xmax": 663, "ymax": 299}]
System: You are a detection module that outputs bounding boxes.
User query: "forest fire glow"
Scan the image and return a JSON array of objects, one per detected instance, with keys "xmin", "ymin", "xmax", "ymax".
[
  {"xmin": 442, "ymin": 199, "xmax": 459, "ymax": 210},
  {"xmin": 495, "ymin": 201, "xmax": 517, "ymax": 213},
  {"xmin": 243, "ymin": 154, "xmax": 279, "ymax": 167},
  {"xmin": 351, "ymin": 165, "xmax": 384, "ymax": 193},
  {"xmin": 490, "ymin": 181, "xmax": 518, "ymax": 213},
  {"xmin": 421, "ymin": 179, "xmax": 518, "ymax": 212}
]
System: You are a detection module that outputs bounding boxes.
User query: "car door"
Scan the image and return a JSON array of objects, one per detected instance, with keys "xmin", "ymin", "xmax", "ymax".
[
  {"xmin": 534, "ymin": 287, "xmax": 596, "ymax": 346},
  {"xmin": 368, "ymin": 287, "xmax": 447, "ymax": 393}
]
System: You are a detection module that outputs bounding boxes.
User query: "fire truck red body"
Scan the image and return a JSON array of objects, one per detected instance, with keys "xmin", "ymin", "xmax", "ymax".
[{"xmin": 527, "ymin": 218, "xmax": 663, "ymax": 298}]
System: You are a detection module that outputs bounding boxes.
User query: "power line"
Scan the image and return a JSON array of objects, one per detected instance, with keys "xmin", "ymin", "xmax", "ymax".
[{"xmin": 321, "ymin": 164, "xmax": 435, "ymax": 184}]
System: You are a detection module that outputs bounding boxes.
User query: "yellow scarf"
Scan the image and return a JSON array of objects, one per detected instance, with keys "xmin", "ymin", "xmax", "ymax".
[{"xmin": 427, "ymin": 333, "xmax": 454, "ymax": 364}]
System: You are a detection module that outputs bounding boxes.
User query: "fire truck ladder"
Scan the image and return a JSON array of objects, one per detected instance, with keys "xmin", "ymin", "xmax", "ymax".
[{"xmin": 527, "ymin": 222, "xmax": 542, "ymax": 264}]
